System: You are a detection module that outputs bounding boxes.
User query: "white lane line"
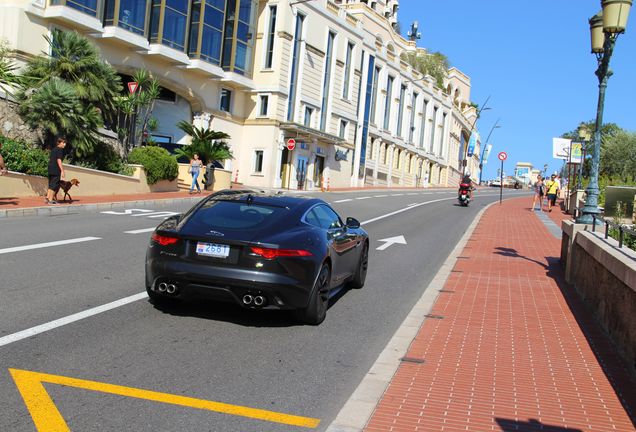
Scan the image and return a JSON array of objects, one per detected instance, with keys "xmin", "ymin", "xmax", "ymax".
[
  {"xmin": 355, "ymin": 196, "xmax": 372, "ymax": 200},
  {"xmin": 361, "ymin": 197, "xmax": 455, "ymax": 225},
  {"xmin": 406, "ymin": 193, "xmax": 418, "ymax": 196},
  {"xmin": 0, "ymin": 237, "xmax": 101, "ymax": 255},
  {"xmin": 334, "ymin": 199, "xmax": 353, "ymax": 203},
  {"xmin": 0, "ymin": 292, "xmax": 148, "ymax": 347},
  {"xmin": 124, "ymin": 228, "xmax": 156, "ymax": 234},
  {"xmin": 391, "ymin": 194, "xmax": 404, "ymax": 196},
  {"xmin": 373, "ymin": 195, "xmax": 388, "ymax": 198}
]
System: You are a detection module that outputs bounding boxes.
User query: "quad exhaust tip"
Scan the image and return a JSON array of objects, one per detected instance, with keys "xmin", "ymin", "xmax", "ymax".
[
  {"xmin": 166, "ymin": 284, "xmax": 177, "ymax": 294},
  {"xmin": 243, "ymin": 294, "xmax": 267, "ymax": 307},
  {"xmin": 158, "ymin": 282, "xmax": 168, "ymax": 292}
]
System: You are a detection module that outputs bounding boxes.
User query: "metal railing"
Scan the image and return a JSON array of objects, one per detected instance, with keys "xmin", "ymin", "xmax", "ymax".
[{"xmin": 591, "ymin": 214, "xmax": 636, "ymax": 249}]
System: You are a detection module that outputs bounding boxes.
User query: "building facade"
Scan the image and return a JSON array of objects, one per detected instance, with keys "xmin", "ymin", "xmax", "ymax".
[{"xmin": 0, "ymin": 0, "xmax": 480, "ymax": 190}]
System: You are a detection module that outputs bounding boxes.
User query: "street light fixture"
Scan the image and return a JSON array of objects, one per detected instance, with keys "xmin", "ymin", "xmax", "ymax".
[
  {"xmin": 577, "ymin": 0, "xmax": 632, "ymax": 224},
  {"xmin": 576, "ymin": 123, "xmax": 592, "ymax": 190},
  {"xmin": 478, "ymin": 118, "xmax": 501, "ymax": 185},
  {"xmin": 462, "ymin": 96, "xmax": 491, "ymax": 179}
]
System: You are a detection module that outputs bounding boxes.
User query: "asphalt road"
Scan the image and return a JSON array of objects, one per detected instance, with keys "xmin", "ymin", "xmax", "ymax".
[{"xmin": 0, "ymin": 187, "xmax": 529, "ymax": 431}]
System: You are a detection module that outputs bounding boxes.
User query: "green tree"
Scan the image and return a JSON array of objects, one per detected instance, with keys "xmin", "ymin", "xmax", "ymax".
[
  {"xmin": 17, "ymin": 30, "xmax": 121, "ymax": 157},
  {"xmin": 113, "ymin": 69, "xmax": 161, "ymax": 156},
  {"xmin": 0, "ymin": 39, "xmax": 22, "ymax": 99},
  {"xmin": 18, "ymin": 78, "xmax": 101, "ymax": 156},
  {"xmin": 401, "ymin": 50, "xmax": 450, "ymax": 90},
  {"xmin": 22, "ymin": 30, "xmax": 121, "ymax": 119},
  {"xmin": 174, "ymin": 120, "xmax": 233, "ymax": 165}
]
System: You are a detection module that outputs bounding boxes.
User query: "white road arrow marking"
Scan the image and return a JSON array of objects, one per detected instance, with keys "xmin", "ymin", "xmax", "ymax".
[{"xmin": 376, "ymin": 235, "xmax": 407, "ymax": 251}]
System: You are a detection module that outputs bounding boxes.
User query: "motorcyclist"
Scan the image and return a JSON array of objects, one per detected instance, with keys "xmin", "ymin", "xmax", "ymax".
[{"xmin": 459, "ymin": 171, "xmax": 475, "ymax": 200}]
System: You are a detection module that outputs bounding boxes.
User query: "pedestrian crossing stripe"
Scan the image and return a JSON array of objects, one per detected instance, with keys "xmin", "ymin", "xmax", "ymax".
[{"xmin": 9, "ymin": 368, "xmax": 320, "ymax": 430}]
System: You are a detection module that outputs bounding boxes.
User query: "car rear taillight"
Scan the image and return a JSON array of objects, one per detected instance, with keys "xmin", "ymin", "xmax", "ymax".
[
  {"xmin": 151, "ymin": 233, "xmax": 179, "ymax": 246},
  {"xmin": 250, "ymin": 246, "xmax": 312, "ymax": 259}
]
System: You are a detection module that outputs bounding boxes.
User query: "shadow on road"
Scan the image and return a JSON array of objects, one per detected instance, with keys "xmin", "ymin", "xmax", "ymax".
[{"xmin": 148, "ymin": 284, "xmax": 352, "ymax": 328}]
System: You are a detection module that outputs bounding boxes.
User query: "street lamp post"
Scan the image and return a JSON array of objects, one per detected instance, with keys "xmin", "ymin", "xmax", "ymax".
[
  {"xmin": 478, "ymin": 118, "xmax": 501, "ymax": 185},
  {"xmin": 461, "ymin": 96, "xmax": 491, "ymax": 179},
  {"xmin": 577, "ymin": 0, "xmax": 632, "ymax": 224}
]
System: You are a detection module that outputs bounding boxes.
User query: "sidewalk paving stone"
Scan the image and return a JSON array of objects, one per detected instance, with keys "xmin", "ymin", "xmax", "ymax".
[{"xmin": 364, "ymin": 196, "xmax": 636, "ymax": 432}]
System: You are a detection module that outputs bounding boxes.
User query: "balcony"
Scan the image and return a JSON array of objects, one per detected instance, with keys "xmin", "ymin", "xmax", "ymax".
[{"xmin": 46, "ymin": 0, "xmax": 103, "ymax": 32}]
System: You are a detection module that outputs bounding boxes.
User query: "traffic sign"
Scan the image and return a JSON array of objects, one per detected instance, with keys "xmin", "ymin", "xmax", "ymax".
[
  {"xmin": 286, "ymin": 138, "xmax": 296, "ymax": 151},
  {"xmin": 127, "ymin": 81, "xmax": 139, "ymax": 94},
  {"xmin": 497, "ymin": 151, "xmax": 507, "ymax": 161}
]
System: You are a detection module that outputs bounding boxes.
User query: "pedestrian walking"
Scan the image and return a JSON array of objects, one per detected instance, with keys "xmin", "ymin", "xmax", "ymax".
[
  {"xmin": 532, "ymin": 175, "xmax": 545, "ymax": 211},
  {"xmin": 545, "ymin": 173, "xmax": 561, "ymax": 212},
  {"xmin": 0, "ymin": 141, "xmax": 8, "ymax": 176},
  {"xmin": 45, "ymin": 137, "xmax": 66, "ymax": 205},
  {"xmin": 188, "ymin": 153, "xmax": 203, "ymax": 194}
]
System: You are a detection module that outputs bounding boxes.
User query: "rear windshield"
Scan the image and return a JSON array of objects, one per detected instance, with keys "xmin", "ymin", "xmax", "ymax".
[{"xmin": 184, "ymin": 200, "xmax": 288, "ymax": 231}]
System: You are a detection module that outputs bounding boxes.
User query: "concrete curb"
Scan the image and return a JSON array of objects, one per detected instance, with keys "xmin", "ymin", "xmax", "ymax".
[
  {"xmin": 0, "ymin": 196, "xmax": 205, "ymax": 218},
  {"xmin": 325, "ymin": 200, "xmax": 498, "ymax": 432}
]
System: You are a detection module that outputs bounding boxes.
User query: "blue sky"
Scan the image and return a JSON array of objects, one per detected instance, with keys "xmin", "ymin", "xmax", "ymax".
[{"xmin": 398, "ymin": 0, "xmax": 636, "ymax": 179}]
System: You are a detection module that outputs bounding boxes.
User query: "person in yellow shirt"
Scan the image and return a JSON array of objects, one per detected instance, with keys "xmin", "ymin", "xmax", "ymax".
[{"xmin": 545, "ymin": 173, "xmax": 560, "ymax": 212}]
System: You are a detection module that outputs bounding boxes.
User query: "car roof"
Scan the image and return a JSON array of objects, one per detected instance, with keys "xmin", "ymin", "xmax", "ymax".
[{"xmin": 206, "ymin": 191, "xmax": 325, "ymax": 211}]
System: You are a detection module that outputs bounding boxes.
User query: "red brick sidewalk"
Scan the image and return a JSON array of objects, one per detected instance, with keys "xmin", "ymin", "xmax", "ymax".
[{"xmin": 365, "ymin": 197, "xmax": 636, "ymax": 431}]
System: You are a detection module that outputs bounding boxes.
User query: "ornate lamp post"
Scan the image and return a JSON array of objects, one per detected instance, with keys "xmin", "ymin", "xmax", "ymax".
[
  {"xmin": 577, "ymin": 0, "xmax": 632, "ymax": 224},
  {"xmin": 478, "ymin": 119, "xmax": 501, "ymax": 185}
]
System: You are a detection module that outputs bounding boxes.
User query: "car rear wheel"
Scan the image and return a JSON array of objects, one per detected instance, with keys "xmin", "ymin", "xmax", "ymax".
[
  {"xmin": 295, "ymin": 264, "xmax": 330, "ymax": 325},
  {"xmin": 349, "ymin": 242, "xmax": 368, "ymax": 289}
]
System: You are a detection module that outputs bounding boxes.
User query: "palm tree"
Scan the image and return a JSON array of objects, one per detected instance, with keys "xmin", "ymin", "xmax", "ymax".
[
  {"xmin": 22, "ymin": 30, "xmax": 121, "ymax": 119},
  {"xmin": 0, "ymin": 39, "xmax": 22, "ymax": 99},
  {"xmin": 18, "ymin": 78, "xmax": 101, "ymax": 156},
  {"xmin": 17, "ymin": 30, "xmax": 121, "ymax": 156},
  {"xmin": 174, "ymin": 120, "xmax": 233, "ymax": 166},
  {"xmin": 113, "ymin": 69, "xmax": 161, "ymax": 155}
]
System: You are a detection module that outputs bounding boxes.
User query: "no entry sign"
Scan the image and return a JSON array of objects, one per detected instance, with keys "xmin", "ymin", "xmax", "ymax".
[
  {"xmin": 286, "ymin": 138, "xmax": 296, "ymax": 151},
  {"xmin": 498, "ymin": 151, "xmax": 508, "ymax": 161}
]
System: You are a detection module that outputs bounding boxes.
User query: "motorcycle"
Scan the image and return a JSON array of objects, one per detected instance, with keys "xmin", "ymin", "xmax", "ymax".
[{"xmin": 458, "ymin": 183, "xmax": 471, "ymax": 206}]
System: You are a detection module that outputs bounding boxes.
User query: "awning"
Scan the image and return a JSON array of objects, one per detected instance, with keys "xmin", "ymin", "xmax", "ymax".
[{"xmin": 280, "ymin": 122, "xmax": 352, "ymax": 149}]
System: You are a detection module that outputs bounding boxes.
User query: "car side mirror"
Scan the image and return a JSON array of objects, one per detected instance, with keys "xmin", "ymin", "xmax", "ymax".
[{"xmin": 345, "ymin": 217, "xmax": 360, "ymax": 229}]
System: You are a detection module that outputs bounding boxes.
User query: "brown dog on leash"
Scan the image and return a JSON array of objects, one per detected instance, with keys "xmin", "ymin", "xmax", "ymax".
[{"xmin": 54, "ymin": 178, "xmax": 80, "ymax": 202}]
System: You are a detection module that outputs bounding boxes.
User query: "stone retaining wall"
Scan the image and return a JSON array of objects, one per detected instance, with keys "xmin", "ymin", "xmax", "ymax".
[
  {"xmin": 0, "ymin": 98, "xmax": 43, "ymax": 144},
  {"xmin": 562, "ymin": 220, "xmax": 636, "ymax": 375}
]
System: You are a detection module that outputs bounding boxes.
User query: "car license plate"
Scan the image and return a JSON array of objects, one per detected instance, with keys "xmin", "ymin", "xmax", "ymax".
[{"xmin": 196, "ymin": 242, "xmax": 230, "ymax": 258}]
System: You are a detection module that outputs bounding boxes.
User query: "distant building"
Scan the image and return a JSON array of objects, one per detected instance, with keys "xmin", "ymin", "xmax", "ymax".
[{"xmin": 514, "ymin": 162, "xmax": 533, "ymax": 185}]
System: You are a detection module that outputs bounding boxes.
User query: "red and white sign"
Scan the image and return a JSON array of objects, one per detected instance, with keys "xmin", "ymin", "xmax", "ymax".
[
  {"xmin": 127, "ymin": 81, "xmax": 139, "ymax": 94},
  {"xmin": 497, "ymin": 151, "xmax": 508, "ymax": 161},
  {"xmin": 286, "ymin": 138, "xmax": 296, "ymax": 151}
]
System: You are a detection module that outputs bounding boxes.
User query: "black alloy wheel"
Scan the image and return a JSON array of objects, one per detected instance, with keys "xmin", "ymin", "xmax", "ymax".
[
  {"xmin": 349, "ymin": 242, "xmax": 368, "ymax": 289},
  {"xmin": 296, "ymin": 264, "xmax": 330, "ymax": 325}
]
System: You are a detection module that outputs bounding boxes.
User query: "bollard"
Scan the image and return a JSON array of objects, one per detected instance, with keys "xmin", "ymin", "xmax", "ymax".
[{"xmin": 234, "ymin": 169, "xmax": 239, "ymax": 184}]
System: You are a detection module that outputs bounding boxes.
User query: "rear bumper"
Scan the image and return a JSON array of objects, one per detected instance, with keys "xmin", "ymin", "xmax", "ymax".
[{"xmin": 145, "ymin": 256, "xmax": 317, "ymax": 310}]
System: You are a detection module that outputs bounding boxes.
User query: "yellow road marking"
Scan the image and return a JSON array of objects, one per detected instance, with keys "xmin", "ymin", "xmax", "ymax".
[{"xmin": 9, "ymin": 369, "xmax": 320, "ymax": 430}]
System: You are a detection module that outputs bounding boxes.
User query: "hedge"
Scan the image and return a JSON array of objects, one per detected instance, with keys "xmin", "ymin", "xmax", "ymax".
[
  {"xmin": 128, "ymin": 146, "xmax": 178, "ymax": 185},
  {"xmin": 0, "ymin": 136, "xmax": 49, "ymax": 176}
]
